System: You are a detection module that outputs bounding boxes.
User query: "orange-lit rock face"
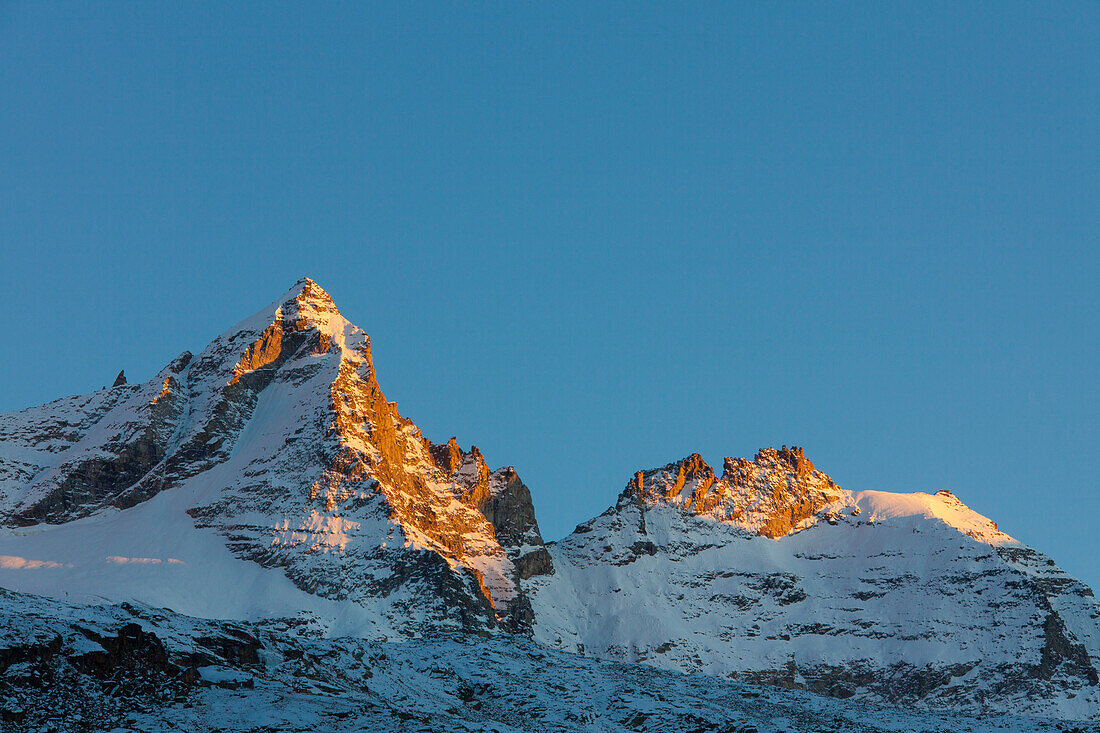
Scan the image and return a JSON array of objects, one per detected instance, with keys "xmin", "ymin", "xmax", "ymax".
[
  {"xmin": 310, "ymin": 347, "xmax": 547, "ymax": 617},
  {"xmin": 228, "ymin": 280, "xmax": 341, "ymax": 385},
  {"xmin": 151, "ymin": 376, "xmax": 174, "ymax": 405},
  {"xmin": 626, "ymin": 446, "xmax": 844, "ymax": 538},
  {"xmin": 430, "ymin": 438, "xmax": 465, "ymax": 474},
  {"xmin": 229, "ymin": 320, "xmax": 283, "ymax": 385},
  {"xmin": 318, "ymin": 361, "xmax": 548, "ymax": 619}
]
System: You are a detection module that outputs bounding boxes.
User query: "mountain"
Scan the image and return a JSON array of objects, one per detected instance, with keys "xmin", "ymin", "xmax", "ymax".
[
  {"xmin": 528, "ymin": 449, "xmax": 1100, "ymax": 719},
  {"xmin": 0, "ymin": 279, "xmax": 1096, "ymax": 731},
  {"xmin": 0, "ymin": 279, "xmax": 551, "ymax": 637}
]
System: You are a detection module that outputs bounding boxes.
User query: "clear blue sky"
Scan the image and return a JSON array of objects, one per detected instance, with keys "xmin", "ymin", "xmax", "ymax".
[{"xmin": 2, "ymin": 3, "xmax": 1097, "ymax": 589}]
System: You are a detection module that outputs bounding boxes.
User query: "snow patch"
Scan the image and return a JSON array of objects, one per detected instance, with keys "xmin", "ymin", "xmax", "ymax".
[
  {"xmin": 0, "ymin": 555, "xmax": 71, "ymax": 569},
  {"xmin": 105, "ymin": 556, "xmax": 185, "ymax": 565}
]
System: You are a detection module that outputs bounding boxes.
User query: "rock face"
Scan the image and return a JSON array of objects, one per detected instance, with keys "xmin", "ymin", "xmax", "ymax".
[
  {"xmin": 625, "ymin": 447, "xmax": 844, "ymax": 538},
  {"xmin": 528, "ymin": 449, "xmax": 1100, "ymax": 719},
  {"xmin": 0, "ymin": 279, "xmax": 550, "ymax": 636}
]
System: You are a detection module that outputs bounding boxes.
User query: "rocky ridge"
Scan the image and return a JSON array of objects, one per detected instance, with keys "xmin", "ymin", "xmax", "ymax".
[{"xmin": 624, "ymin": 446, "xmax": 846, "ymax": 538}]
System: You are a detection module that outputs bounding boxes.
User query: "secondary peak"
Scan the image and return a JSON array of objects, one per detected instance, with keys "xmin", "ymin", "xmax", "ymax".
[{"xmin": 626, "ymin": 446, "xmax": 845, "ymax": 538}]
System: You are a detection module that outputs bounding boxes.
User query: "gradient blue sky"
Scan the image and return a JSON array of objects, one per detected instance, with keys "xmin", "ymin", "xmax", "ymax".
[{"xmin": 2, "ymin": 3, "xmax": 1098, "ymax": 589}]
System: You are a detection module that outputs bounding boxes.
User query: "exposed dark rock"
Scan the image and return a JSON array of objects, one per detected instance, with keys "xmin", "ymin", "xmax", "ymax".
[
  {"xmin": 363, "ymin": 550, "xmax": 500, "ymax": 634},
  {"xmin": 505, "ymin": 593, "xmax": 536, "ymax": 633},
  {"xmin": 0, "ymin": 635, "xmax": 63, "ymax": 674},
  {"xmin": 515, "ymin": 547, "xmax": 554, "ymax": 579},
  {"xmin": 610, "ymin": 541, "xmax": 658, "ymax": 567},
  {"xmin": 1038, "ymin": 611, "xmax": 1098, "ymax": 684},
  {"xmin": 194, "ymin": 629, "xmax": 263, "ymax": 668},
  {"xmin": 479, "ymin": 467, "xmax": 546, "ymax": 551},
  {"xmin": 68, "ymin": 623, "xmax": 173, "ymax": 681},
  {"xmin": 10, "ymin": 433, "xmax": 166, "ymax": 526}
]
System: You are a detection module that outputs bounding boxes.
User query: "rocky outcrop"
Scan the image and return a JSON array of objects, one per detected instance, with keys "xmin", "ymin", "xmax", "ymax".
[
  {"xmin": 0, "ymin": 590, "xmax": 274, "ymax": 730},
  {"xmin": 429, "ymin": 437, "xmax": 465, "ymax": 473},
  {"xmin": 623, "ymin": 447, "xmax": 844, "ymax": 538},
  {"xmin": 1040, "ymin": 611, "xmax": 1098, "ymax": 684},
  {"xmin": 6, "ymin": 354, "xmax": 192, "ymax": 525}
]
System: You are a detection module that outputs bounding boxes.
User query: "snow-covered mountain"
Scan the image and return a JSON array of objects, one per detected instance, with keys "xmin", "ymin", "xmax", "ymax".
[
  {"xmin": 0, "ymin": 279, "xmax": 1096, "ymax": 730},
  {"xmin": 528, "ymin": 449, "xmax": 1100, "ymax": 718},
  {"xmin": 0, "ymin": 279, "xmax": 551, "ymax": 638}
]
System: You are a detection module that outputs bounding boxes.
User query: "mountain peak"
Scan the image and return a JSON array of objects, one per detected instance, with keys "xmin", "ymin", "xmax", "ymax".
[
  {"xmin": 277, "ymin": 277, "xmax": 340, "ymax": 323},
  {"xmin": 0, "ymin": 278, "xmax": 551, "ymax": 634},
  {"xmin": 252, "ymin": 277, "xmax": 339, "ymax": 327},
  {"xmin": 624, "ymin": 446, "xmax": 844, "ymax": 538},
  {"xmin": 289, "ymin": 276, "xmax": 334, "ymax": 305},
  {"xmin": 539, "ymin": 450, "xmax": 1100, "ymax": 719}
]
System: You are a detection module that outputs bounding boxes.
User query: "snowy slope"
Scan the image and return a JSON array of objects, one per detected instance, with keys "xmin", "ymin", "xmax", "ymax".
[
  {"xmin": 1, "ymin": 588, "xmax": 1095, "ymax": 733},
  {"xmin": 528, "ymin": 450, "xmax": 1100, "ymax": 719}
]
